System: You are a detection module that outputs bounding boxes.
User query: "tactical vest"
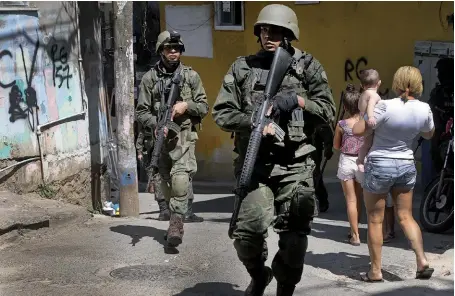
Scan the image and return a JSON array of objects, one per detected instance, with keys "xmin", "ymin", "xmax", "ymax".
[
  {"xmin": 148, "ymin": 63, "xmax": 200, "ymax": 130},
  {"xmin": 235, "ymin": 48, "xmax": 317, "ymax": 144}
]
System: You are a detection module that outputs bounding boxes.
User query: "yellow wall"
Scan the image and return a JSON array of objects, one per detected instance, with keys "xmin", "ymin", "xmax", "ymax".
[{"xmin": 160, "ymin": 1, "xmax": 454, "ymax": 181}]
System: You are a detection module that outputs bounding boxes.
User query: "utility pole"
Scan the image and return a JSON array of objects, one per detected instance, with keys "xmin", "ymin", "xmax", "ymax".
[{"xmin": 113, "ymin": 1, "xmax": 139, "ymax": 217}]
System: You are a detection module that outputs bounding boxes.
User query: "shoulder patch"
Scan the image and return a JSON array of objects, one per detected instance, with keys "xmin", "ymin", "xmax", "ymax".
[{"xmin": 224, "ymin": 74, "xmax": 235, "ymax": 84}]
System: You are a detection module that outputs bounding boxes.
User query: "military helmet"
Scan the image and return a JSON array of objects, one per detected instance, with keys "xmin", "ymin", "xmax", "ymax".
[
  {"xmin": 155, "ymin": 30, "xmax": 185, "ymax": 54},
  {"xmin": 254, "ymin": 4, "xmax": 299, "ymax": 41}
]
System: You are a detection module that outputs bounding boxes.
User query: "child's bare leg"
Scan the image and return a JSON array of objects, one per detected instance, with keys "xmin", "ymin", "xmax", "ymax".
[{"xmin": 357, "ymin": 135, "xmax": 373, "ymax": 172}]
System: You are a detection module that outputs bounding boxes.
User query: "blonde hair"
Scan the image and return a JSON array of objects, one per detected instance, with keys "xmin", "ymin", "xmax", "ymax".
[{"xmin": 392, "ymin": 66, "xmax": 423, "ymax": 98}]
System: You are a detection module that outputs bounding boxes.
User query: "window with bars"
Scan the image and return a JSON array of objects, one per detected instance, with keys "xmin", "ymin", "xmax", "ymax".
[{"xmin": 214, "ymin": 1, "xmax": 244, "ymax": 31}]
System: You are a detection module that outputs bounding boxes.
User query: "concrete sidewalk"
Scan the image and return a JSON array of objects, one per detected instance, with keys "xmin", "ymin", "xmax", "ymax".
[{"xmin": 0, "ymin": 190, "xmax": 91, "ymax": 246}]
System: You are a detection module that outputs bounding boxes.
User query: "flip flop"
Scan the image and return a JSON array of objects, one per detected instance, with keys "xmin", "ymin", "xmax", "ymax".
[
  {"xmin": 416, "ymin": 266, "xmax": 434, "ymax": 279},
  {"xmin": 360, "ymin": 272, "xmax": 384, "ymax": 283}
]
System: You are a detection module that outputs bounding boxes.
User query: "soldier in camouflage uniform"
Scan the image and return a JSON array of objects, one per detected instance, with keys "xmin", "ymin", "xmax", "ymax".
[
  {"xmin": 212, "ymin": 5, "xmax": 335, "ymax": 296},
  {"xmin": 428, "ymin": 58, "xmax": 454, "ymax": 172},
  {"xmin": 136, "ymin": 30, "xmax": 208, "ymax": 248},
  {"xmin": 136, "ymin": 123, "xmax": 204, "ymax": 223}
]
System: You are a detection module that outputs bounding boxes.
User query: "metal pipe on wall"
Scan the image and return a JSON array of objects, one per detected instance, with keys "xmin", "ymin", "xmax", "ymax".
[
  {"xmin": 37, "ymin": 111, "xmax": 86, "ymax": 132},
  {"xmin": 75, "ymin": 1, "xmax": 87, "ymax": 113},
  {"xmin": 0, "ymin": 157, "xmax": 40, "ymax": 175}
]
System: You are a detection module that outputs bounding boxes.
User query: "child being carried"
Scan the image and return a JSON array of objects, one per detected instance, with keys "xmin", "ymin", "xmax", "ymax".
[{"xmin": 356, "ymin": 69, "xmax": 382, "ymax": 172}]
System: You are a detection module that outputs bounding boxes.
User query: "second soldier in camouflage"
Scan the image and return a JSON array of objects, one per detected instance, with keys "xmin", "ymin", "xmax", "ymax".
[{"xmin": 136, "ymin": 30, "xmax": 208, "ymax": 248}]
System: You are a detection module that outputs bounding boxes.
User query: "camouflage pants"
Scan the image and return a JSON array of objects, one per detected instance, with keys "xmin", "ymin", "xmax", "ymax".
[
  {"xmin": 232, "ymin": 155, "xmax": 316, "ymax": 286},
  {"xmin": 158, "ymin": 138, "xmax": 197, "ymax": 215},
  {"xmin": 148, "ymin": 172, "xmax": 194, "ymax": 202}
]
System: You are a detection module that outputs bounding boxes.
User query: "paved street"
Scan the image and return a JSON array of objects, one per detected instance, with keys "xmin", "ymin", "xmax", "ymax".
[{"xmin": 0, "ymin": 179, "xmax": 453, "ymax": 296}]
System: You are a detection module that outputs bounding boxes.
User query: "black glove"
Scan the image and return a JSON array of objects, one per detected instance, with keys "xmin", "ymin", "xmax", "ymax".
[{"xmin": 271, "ymin": 91, "xmax": 299, "ymax": 118}]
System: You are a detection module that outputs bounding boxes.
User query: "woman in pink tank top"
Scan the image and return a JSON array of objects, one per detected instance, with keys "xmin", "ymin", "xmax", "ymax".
[{"xmin": 333, "ymin": 84, "xmax": 364, "ymax": 246}]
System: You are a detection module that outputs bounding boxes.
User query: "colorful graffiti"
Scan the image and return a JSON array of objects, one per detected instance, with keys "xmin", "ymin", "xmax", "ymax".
[{"xmin": 0, "ymin": 11, "xmax": 86, "ymax": 159}]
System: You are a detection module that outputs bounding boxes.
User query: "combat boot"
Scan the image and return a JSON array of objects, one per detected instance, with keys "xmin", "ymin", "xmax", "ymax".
[
  {"xmin": 276, "ymin": 284, "xmax": 295, "ymax": 296},
  {"xmin": 157, "ymin": 200, "xmax": 170, "ymax": 221},
  {"xmin": 245, "ymin": 266, "xmax": 273, "ymax": 296},
  {"xmin": 167, "ymin": 213, "xmax": 184, "ymax": 247},
  {"xmin": 184, "ymin": 199, "xmax": 204, "ymax": 223}
]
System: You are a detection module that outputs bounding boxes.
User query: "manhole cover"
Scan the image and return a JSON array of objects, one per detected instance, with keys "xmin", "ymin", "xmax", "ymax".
[{"xmin": 110, "ymin": 265, "xmax": 193, "ymax": 281}]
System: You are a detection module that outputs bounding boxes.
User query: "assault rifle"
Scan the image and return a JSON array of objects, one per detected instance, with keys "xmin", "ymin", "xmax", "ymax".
[
  {"xmin": 228, "ymin": 40, "xmax": 295, "ymax": 239},
  {"xmin": 149, "ymin": 68, "xmax": 182, "ymax": 175}
]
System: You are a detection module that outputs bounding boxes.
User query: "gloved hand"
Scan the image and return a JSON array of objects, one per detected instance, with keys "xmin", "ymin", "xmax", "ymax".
[{"xmin": 271, "ymin": 90, "xmax": 299, "ymax": 118}]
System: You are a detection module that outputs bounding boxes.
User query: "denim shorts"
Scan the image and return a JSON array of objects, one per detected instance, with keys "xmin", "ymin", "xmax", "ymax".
[{"xmin": 363, "ymin": 157, "xmax": 417, "ymax": 194}]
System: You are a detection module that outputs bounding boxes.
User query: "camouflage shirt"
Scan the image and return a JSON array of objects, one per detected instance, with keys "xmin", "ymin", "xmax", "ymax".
[
  {"xmin": 212, "ymin": 48, "xmax": 336, "ymax": 165},
  {"xmin": 136, "ymin": 61, "xmax": 209, "ymax": 134}
]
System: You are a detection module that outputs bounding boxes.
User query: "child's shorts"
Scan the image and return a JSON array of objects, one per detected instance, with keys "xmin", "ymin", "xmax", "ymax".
[{"xmin": 337, "ymin": 153, "xmax": 364, "ymax": 183}]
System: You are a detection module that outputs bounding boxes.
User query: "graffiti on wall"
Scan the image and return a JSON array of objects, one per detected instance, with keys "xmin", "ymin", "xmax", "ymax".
[
  {"xmin": 0, "ymin": 11, "xmax": 85, "ymax": 159},
  {"xmin": 1, "ymin": 41, "xmax": 39, "ymax": 129},
  {"xmin": 51, "ymin": 43, "xmax": 73, "ymax": 89},
  {"xmin": 344, "ymin": 56, "xmax": 389, "ymax": 98}
]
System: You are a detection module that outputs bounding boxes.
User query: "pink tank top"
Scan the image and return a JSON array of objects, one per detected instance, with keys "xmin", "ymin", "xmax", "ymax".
[{"xmin": 339, "ymin": 119, "xmax": 364, "ymax": 155}]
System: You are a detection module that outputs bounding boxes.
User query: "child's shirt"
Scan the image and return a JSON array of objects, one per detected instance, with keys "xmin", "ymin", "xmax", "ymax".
[{"xmin": 339, "ymin": 119, "xmax": 364, "ymax": 155}]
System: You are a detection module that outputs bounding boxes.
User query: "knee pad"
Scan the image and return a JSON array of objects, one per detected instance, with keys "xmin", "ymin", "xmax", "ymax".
[
  {"xmin": 171, "ymin": 173, "xmax": 189, "ymax": 197},
  {"xmin": 290, "ymin": 185, "xmax": 317, "ymax": 222}
]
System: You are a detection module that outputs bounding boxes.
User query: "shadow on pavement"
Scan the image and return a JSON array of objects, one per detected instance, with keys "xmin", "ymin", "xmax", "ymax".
[
  {"xmin": 110, "ymin": 224, "xmax": 181, "ymax": 254},
  {"xmin": 371, "ymin": 286, "xmax": 454, "ymax": 296},
  {"xmin": 306, "ymin": 251, "xmax": 406, "ymax": 282},
  {"xmin": 311, "ymin": 221, "xmax": 368, "ymax": 245},
  {"xmin": 139, "ymin": 195, "xmax": 235, "ymax": 216},
  {"xmin": 193, "ymin": 186, "xmax": 235, "ymax": 195},
  {"xmin": 310, "ymin": 220, "xmax": 451, "ymax": 255},
  {"xmin": 172, "ymin": 282, "xmax": 243, "ymax": 296},
  {"xmin": 109, "ymin": 225, "xmax": 166, "ymax": 247},
  {"xmin": 192, "ymin": 195, "xmax": 236, "ymax": 214}
]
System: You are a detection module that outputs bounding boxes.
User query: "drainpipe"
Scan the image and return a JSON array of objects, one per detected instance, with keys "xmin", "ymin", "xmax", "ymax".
[
  {"xmin": 0, "ymin": 157, "xmax": 41, "ymax": 175},
  {"xmin": 75, "ymin": 1, "xmax": 87, "ymax": 114}
]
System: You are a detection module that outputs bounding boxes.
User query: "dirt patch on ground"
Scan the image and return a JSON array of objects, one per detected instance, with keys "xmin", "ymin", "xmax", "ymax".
[{"xmin": 1, "ymin": 163, "xmax": 110, "ymax": 212}]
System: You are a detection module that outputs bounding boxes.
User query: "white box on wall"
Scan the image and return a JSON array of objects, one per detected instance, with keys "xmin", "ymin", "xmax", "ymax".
[
  {"xmin": 414, "ymin": 41, "xmax": 432, "ymax": 55},
  {"xmin": 165, "ymin": 4, "xmax": 213, "ymax": 59}
]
